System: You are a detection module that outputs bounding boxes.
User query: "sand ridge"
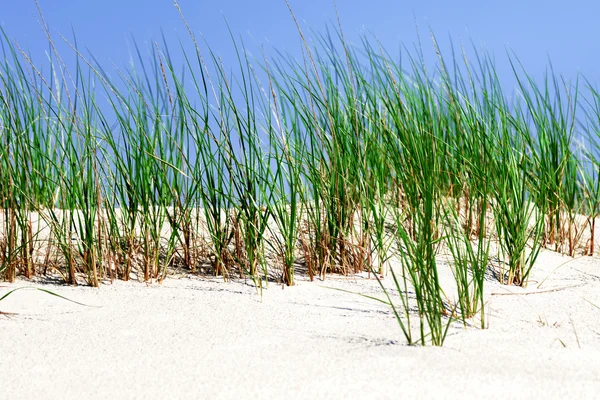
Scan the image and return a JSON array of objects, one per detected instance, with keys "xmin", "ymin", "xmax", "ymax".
[{"xmin": 1, "ymin": 247, "xmax": 600, "ymax": 399}]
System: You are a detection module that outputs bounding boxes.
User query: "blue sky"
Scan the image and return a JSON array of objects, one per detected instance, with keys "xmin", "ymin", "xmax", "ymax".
[{"xmin": 1, "ymin": 0, "xmax": 598, "ymax": 91}]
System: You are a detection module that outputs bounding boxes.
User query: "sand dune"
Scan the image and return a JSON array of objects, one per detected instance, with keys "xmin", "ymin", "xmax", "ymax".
[{"xmin": 1, "ymin": 247, "xmax": 600, "ymax": 399}]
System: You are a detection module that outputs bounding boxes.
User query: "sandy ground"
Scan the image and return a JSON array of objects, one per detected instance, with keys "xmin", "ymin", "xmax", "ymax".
[{"xmin": 2, "ymin": 248, "xmax": 600, "ymax": 399}]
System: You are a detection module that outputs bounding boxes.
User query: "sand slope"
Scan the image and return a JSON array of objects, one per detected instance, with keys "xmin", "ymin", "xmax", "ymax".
[{"xmin": 1, "ymin": 249, "xmax": 600, "ymax": 399}]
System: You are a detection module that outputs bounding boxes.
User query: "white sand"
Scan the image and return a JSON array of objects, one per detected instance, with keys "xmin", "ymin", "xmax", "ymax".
[{"xmin": 1, "ymin": 248, "xmax": 600, "ymax": 399}]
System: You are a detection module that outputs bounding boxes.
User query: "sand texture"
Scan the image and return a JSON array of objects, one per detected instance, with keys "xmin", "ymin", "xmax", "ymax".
[{"xmin": 1, "ymin": 247, "xmax": 600, "ymax": 399}]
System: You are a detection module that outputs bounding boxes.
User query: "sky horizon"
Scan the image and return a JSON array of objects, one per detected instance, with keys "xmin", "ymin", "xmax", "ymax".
[{"xmin": 2, "ymin": 1, "xmax": 598, "ymax": 83}]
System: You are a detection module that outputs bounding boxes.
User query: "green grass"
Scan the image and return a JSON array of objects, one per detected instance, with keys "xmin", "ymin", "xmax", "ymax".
[{"xmin": 1, "ymin": 2, "xmax": 599, "ymax": 346}]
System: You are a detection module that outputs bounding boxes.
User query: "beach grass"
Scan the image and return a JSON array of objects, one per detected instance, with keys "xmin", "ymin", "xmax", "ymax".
[{"xmin": 1, "ymin": 1, "xmax": 599, "ymax": 345}]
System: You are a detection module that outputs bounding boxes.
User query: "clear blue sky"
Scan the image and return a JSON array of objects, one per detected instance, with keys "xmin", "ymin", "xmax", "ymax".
[{"xmin": 1, "ymin": 0, "xmax": 598, "ymax": 91}]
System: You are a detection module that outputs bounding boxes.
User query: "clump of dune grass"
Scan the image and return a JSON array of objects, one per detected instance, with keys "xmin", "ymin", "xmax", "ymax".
[{"xmin": 1, "ymin": 1, "xmax": 599, "ymax": 345}]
